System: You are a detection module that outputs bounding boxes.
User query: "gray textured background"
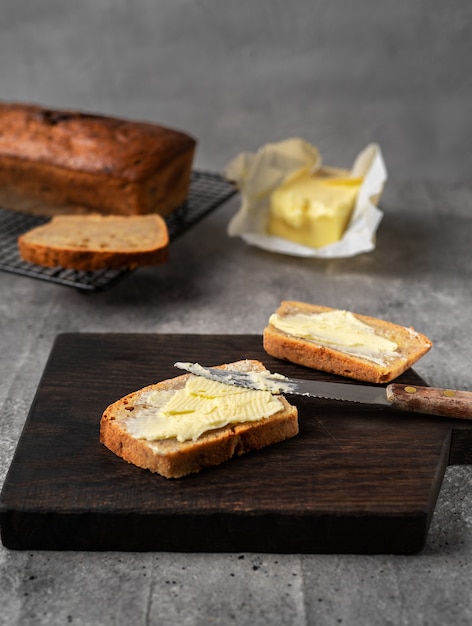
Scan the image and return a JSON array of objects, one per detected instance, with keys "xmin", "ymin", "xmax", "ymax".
[{"xmin": 1, "ymin": 0, "xmax": 471, "ymax": 181}]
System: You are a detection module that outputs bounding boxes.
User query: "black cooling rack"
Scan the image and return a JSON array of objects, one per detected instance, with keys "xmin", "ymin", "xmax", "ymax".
[{"xmin": 0, "ymin": 171, "xmax": 237, "ymax": 292}]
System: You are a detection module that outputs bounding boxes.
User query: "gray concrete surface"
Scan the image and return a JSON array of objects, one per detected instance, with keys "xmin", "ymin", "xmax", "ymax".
[
  {"xmin": 1, "ymin": 0, "xmax": 472, "ymax": 182},
  {"xmin": 1, "ymin": 2, "xmax": 472, "ymax": 625}
]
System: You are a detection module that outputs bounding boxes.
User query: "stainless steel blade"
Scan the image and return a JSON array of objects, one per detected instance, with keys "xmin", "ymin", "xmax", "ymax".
[
  {"xmin": 288, "ymin": 378, "xmax": 390, "ymax": 405},
  {"xmin": 174, "ymin": 362, "xmax": 390, "ymax": 406}
]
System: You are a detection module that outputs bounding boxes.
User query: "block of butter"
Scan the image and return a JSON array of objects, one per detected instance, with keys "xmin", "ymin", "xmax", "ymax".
[
  {"xmin": 225, "ymin": 138, "xmax": 387, "ymax": 259},
  {"xmin": 268, "ymin": 170, "xmax": 363, "ymax": 249}
]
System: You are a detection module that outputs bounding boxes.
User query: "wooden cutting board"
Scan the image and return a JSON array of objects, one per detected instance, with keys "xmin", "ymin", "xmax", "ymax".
[{"xmin": 1, "ymin": 333, "xmax": 471, "ymax": 554}]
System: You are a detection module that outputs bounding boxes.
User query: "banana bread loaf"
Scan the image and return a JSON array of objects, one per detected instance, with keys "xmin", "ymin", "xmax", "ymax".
[{"xmin": 0, "ymin": 102, "xmax": 196, "ymax": 217}]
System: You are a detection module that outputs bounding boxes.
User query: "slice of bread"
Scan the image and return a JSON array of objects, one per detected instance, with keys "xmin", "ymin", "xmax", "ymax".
[
  {"xmin": 18, "ymin": 213, "xmax": 169, "ymax": 271},
  {"xmin": 263, "ymin": 301, "xmax": 432, "ymax": 384},
  {"xmin": 100, "ymin": 359, "xmax": 299, "ymax": 479}
]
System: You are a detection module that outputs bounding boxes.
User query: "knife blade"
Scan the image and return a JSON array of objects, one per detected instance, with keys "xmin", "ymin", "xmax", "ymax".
[{"xmin": 174, "ymin": 362, "xmax": 472, "ymax": 421}]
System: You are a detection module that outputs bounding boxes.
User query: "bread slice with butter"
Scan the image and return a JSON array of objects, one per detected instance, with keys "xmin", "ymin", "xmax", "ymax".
[
  {"xmin": 18, "ymin": 213, "xmax": 169, "ymax": 271},
  {"xmin": 100, "ymin": 359, "xmax": 299, "ymax": 479},
  {"xmin": 263, "ymin": 301, "xmax": 432, "ymax": 384}
]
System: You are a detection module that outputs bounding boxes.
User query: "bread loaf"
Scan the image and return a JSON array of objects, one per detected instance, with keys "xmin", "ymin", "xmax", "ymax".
[
  {"xmin": 100, "ymin": 360, "xmax": 299, "ymax": 479},
  {"xmin": 263, "ymin": 301, "xmax": 432, "ymax": 384},
  {"xmin": 0, "ymin": 102, "xmax": 196, "ymax": 217},
  {"xmin": 18, "ymin": 214, "xmax": 169, "ymax": 271}
]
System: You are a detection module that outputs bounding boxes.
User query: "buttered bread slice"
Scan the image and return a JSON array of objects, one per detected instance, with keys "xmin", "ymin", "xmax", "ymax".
[
  {"xmin": 100, "ymin": 359, "xmax": 298, "ymax": 478},
  {"xmin": 263, "ymin": 301, "xmax": 432, "ymax": 384}
]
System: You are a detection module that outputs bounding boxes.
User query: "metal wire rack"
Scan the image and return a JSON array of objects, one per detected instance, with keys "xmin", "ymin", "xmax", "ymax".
[{"xmin": 0, "ymin": 171, "xmax": 237, "ymax": 292}]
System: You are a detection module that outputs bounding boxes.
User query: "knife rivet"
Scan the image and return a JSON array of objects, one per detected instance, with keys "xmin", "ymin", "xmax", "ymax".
[
  {"xmin": 443, "ymin": 389, "xmax": 456, "ymax": 397},
  {"xmin": 404, "ymin": 386, "xmax": 417, "ymax": 394}
]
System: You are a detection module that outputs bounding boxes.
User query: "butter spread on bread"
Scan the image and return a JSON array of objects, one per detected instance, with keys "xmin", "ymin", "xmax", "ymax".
[
  {"xmin": 127, "ymin": 377, "xmax": 283, "ymax": 443},
  {"xmin": 268, "ymin": 309, "xmax": 399, "ymax": 367},
  {"xmin": 264, "ymin": 301, "xmax": 432, "ymax": 384},
  {"xmin": 100, "ymin": 360, "xmax": 298, "ymax": 479}
]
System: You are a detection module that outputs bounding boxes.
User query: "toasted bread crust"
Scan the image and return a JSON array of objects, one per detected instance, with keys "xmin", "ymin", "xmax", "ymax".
[
  {"xmin": 18, "ymin": 214, "xmax": 169, "ymax": 271},
  {"xmin": 100, "ymin": 360, "xmax": 299, "ymax": 478},
  {"xmin": 263, "ymin": 301, "xmax": 432, "ymax": 383}
]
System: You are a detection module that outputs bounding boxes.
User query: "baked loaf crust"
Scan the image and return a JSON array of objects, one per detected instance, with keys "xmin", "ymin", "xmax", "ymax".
[
  {"xmin": 18, "ymin": 214, "xmax": 169, "ymax": 271},
  {"xmin": 263, "ymin": 301, "xmax": 433, "ymax": 384},
  {"xmin": 100, "ymin": 359, "xmax": 299, "ymax": 479},
  {"xmin": 0, "ymin": 102, "xmax": 196, "ymax": 216}
]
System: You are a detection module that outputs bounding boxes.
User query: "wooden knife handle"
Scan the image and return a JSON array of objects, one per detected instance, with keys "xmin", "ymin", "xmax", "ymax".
[{"xmin": 386, "ymin": 384, "xmax": 472, "ymax": 420}]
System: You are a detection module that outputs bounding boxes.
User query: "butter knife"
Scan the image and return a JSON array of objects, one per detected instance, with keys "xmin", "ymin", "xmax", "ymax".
[{"xmin": 174, "ymin": 362, "xmax": 472, "ymax": 421}]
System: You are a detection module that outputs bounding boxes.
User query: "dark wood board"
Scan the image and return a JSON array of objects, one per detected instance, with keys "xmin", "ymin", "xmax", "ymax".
[{"xmin": 1, "ymin": 333, "xmax": 471, "ymax": 554}]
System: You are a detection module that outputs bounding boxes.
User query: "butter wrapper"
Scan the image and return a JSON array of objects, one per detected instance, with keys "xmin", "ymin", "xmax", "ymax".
[{"xmin": 225, "ymin": 138, "xmax": 387, "ymax": 258}]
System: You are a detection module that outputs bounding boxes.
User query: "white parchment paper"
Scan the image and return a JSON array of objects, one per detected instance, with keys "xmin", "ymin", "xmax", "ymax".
[{"xmin": 225, "ymin": 138, "xmax": 387, "ymax": 258}]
